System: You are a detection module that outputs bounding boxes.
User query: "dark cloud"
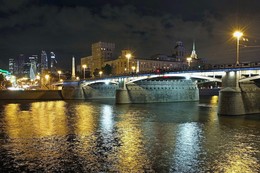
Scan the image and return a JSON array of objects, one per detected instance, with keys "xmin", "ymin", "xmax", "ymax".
[{"xmin": 0, "ymin": 0, "xmax": 260, "ymax": 70}]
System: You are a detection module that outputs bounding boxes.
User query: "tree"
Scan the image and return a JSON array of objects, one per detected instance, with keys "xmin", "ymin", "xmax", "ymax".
[
  {"xmin": 102, "ymin": 64, "xmax": 113, "ymax": 76},
  {"xmin": 93, "ymin": 68, "xmax": 100, "ymax": 77},
  {"xmin": 0, "ymin": 74, "xmax": 5, "ymax": 89}
]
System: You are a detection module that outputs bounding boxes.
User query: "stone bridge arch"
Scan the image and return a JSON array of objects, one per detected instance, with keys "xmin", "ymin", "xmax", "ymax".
[{"xmin": 125, "ymin": 73, "xmax": 221, "ymax": 84}]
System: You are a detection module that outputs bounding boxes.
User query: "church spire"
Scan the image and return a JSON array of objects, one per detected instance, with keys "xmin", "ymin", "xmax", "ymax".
[{"xmin": 190, "ymin": 41, "xmax": 197, "ymax": 59}]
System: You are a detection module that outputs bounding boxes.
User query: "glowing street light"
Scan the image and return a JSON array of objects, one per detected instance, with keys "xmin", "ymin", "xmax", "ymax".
[
  {"xmin": 45, "ymin": 74, "xmax": 50, "ymax": 89},
  {"xmin": 57, "ymin": 70, "xmax": 61, "ymax": 81},
  {"xmin": 187, "ymin": 57, "xmax": 192, "ymax": 67},
  {"xmin": 99, "ymin": 71, "xmax": 103, "ymax": 78},
  {"xmin": 82, "ymin": 64, "xmax": 87, "ymax": 79},
  {"xmin": 131, "ymin": 66, "xmax": 136, "ymax": 73},
  {"xmin": 45, "ymin": 74, "xmax": 49, "ymax": 81},
  {"xmin": 233, "ymin": 31, "xmax": 243, "ymax": 64},
  {"xmin": 125, "ymin": 53, "xmax": 132, "ymax": 73}
]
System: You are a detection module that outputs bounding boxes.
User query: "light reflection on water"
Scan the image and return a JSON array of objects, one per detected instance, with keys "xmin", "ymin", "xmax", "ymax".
[{"xmin": 0, "ymin": 97, "xmax": 259, "ymax": 172}]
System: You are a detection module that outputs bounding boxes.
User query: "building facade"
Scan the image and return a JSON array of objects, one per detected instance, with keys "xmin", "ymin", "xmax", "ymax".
[
  {"xmin": 8, "ymin": 58, "xmax": 15, "ymax": 74},
  {"xmin": 173, "ymin": 41, "xmax": 186, "ymax": 62},
  {"xmin": 81, "ymin": 42, "xmax": 115, "ymax": 76},
  {"xmin": 80, "ymin": 41, "xmax": 205, "ymax": 77},
  {"xmin": 105, "ymin": 50, "xmax": 184, "ymax": 75},
  {"xmin": 41, "ymin": 51, "xmax": 48, "ymax": 71}
]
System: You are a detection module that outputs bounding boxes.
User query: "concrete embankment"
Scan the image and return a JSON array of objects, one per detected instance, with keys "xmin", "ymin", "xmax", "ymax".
[{"xmin": 0, "ymin": 90, "xmax": 63, "ymax": 100}]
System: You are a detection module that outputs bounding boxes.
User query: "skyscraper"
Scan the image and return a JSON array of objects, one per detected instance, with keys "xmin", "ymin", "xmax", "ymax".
[
  {"xmin": 50, "ymin": 52, "xmax": 57, "ymax": 73},
  {"xmin": 41, "ymin": 51, "xmax": 48, "ymax": 71},
  {"xmin": 28, "ymin": 55, "xmax": 38, "ymax": 79},
  {"xmin": 17, "ymin": 54, "xmax": 25, "ymax": 76},
  {"xmin": 8, "ymin": 58, "xmax": 15, "ymax": 74}
]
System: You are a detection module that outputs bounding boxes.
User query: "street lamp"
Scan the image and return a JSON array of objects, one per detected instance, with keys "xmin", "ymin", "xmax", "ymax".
[
  {"xmin": 99, "ymin": 71, "xmax": 103, "ymax": 78},
  {"xmin": 131, "ymin": 66, "xmax": 136, "ymax": 73},
  {"xmin": 57, "ymin": 70, "xmax": 61, "ymax": 81},
  {"xmin": 82, "ymin": 64, "xmax": 87, "ymax": 79},
  {"xmin": 187, "ymin": 57, "xmax": 192, "ymax": 67},
  {"xmin": 45, "ymin": 74, "xmax": 49, "ymax": 89},
  {"xmin": 233, "ymin": 31, "xmax": 243, "ymax": 64},
  {"xmin": 125, "ymin": 53, "xmax": 132, "ymax": 73}
]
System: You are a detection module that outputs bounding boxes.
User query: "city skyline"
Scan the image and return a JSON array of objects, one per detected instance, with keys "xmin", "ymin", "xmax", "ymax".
[{"xmin": 1, "ymin": 1, "xmax": 260, "ymax": 70}]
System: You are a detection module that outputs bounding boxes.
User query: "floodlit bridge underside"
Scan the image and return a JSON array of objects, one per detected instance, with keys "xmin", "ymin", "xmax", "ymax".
[
  {"xmin": 80, "ymin": 73, "xmax": 224, "ymax": 103},
  {"xmin": 82, "ymin": 73, "xmax": 223, "ymax": 87},
  {"xmin": 81, "ymin": 68, "xmax": 260, "ymax": 87}
]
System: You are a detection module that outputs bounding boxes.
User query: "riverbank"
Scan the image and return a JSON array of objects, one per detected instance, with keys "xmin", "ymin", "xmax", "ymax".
[{"xmin": 0, "ymin": 90, "xmax": 63, "ymax": 100}]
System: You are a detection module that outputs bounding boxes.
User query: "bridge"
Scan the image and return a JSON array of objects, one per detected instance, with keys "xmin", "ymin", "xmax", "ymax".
[{"xmin": 61, "ymin": 66, "xmax": 260, "ymax": 116}]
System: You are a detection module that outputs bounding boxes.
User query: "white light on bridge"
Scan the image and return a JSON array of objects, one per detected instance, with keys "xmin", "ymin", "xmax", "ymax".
[
  {"xmin": 229, "ymin": 71, "xmax": 235, "ymax": 77},
  {"xmin": 185, "ymin": 75, "xmax": 191, "ymax": 80},
  {"xmin": 105, "ymin": 80, "xmax": 110, "ymax": 85}
]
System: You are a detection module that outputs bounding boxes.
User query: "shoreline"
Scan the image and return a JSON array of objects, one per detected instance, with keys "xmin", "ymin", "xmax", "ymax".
[{"xmin": 0, "ymin": 90, "xmax": 63, "ymax": 100}]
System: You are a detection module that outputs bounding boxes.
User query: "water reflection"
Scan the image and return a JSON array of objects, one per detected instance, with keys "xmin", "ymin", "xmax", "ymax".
[
  {"xmin": 74, "ymin": 104, "xmax": 97, "ymax": 137},
  {"xmin": 0, "ymin": 97, "xmax": 260, "ymax": 172},
  {"xmin": 114, "ymin": 109, "xmax": 152, "ymax": 172},
  {"xmin": 3, "ymin": 101, "xmax": 69, "ymax": 172},
  {"xmin": 101, "ymin": 105, "xmax": 114, "ymax": 134},
  {"xmin": 172, "ymin": 122, "xmax": 202, "ymax": 172},
  {"xmin": 4, "ymin": 101, "xmax": 68, "ymax": 138}
]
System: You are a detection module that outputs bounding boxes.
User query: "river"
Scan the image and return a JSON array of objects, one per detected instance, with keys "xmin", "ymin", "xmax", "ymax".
[{"xmin": 0, "ymin": 96, "xmax": 259, "ymax": 172}]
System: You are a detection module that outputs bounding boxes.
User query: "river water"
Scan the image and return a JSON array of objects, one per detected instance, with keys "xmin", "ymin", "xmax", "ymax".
[{"xmin": 0, "ymin": 96, "xmax": 260, "ymax": 173}]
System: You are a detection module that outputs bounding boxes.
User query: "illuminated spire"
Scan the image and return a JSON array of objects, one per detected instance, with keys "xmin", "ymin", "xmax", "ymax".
[
  {"xmin": 190, "ymin": 41, "xmax": 197, "ymax": 59},
  {"xmin": 72, "ymin": 56, "xmax": 76, "ymax": 80}
]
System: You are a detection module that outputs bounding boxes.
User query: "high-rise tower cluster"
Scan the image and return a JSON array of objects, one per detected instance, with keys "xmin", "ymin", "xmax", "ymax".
[{"xmin": 8, "ymin": 51, "xmax": 58, "ymax": 80}]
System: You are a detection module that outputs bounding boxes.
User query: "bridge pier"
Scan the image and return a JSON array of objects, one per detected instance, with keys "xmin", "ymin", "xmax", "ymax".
[
  {"xmin": 61, "ymin": 81, "xmax": 85, "ymax": 100},
  {"xmin": 116, "ymin": 78, "xmax": 131, "ymax": 103},
  {"xmin": 116, "ymin": 79, "xmax": 199, "ymax": 104},
  {"xmin": 116, "ymin": 88, "xmax": 131, "ymax": 103},
  {"xmin": 218, "ymin": 71, "xmax": 260, "ymax": 115}
]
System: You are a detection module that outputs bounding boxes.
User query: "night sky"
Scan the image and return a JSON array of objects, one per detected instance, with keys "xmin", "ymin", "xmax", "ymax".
[{"xmin": 1, "ymin": 0, "xmax": 260, "ymax": 70}]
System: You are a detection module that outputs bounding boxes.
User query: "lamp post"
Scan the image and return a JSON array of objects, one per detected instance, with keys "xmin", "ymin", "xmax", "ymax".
[
  {"xmin": 131, "ymin": 66, "xmax": 136, "ymax": 73},
  {"xmin": 45, "ymin": 74, "xmax": 49, "ymax": 89},
  {"xmin": 187, "ymin": 57, "xmax": 192, "ymax": 67},
  {"xmin": 125, "ymin": 53, "xmax": 132, "ymax": 73},
  {"xmin": 57, "ymin": 70, "xmax": 61, "ymax": 81},
  {"xmin": 233, "ymin": 31, "xmax": 243, "ymax": 65},
  {"xmin": 99, "ymin": 71, "xmax": 103, "ymax": 78},
  {"xmin": 82, "ymin": 64, "xmax": 87, "ymax": 79}
]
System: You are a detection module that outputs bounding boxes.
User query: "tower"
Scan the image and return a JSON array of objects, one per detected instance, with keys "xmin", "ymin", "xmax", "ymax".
[
  {"xmin": 72, "ymin": 56, "xmax": 76, "ymax": 80},
  {"xmin": 41, "ymin": 51, "xmax": 48, "ymax": 71},
  {"xmin": 173, "ymin": 41, "xmax": 185, "ymax": 61},
  {"xmin": 50, "ymin": 52, "xmax": 57, "ymax": 73},
  {"xmin": 17, "ymin": 54, "xmax": 25, "ymax": 76},
  {"xmin": 8, "ymin": 58, "xmax": 15, "ymax": 74},
  {"xmin": 190, "ymin": 41, "xmax": 198, "ymax": 60}
]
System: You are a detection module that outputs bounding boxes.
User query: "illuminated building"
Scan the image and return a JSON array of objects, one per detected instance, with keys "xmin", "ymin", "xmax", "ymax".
[
  {"xmin": 50, "ymin": 52, "xmax": 57, "ymax": 73},
  {"xmin": 40, "ymin": 50, "xmax": 48, "ymax": 71},
  {"xmin": 81, "ymin": 41, "xmax": 205, "ymax": 76},
  {"xmin": 105, "ymin": 51, "xmax": 184, "ymax": 75},
  {"xmin": 190, "ymin": 41, "xmax": 198, "ymax": 60},
  {"xmin": 186, "ymin": 41, "xmax": 205, "ymax": 68},
  {"xmin": 81, "ymin": 42, "xmax": 115, "ymax": 76},
  {"xmin": 28, "ymin": 55, "xmax": 38, "ymax": 80},
  {"xmin": 8, "ymin": 58, "xmax": 15, "ymax": 74}
]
